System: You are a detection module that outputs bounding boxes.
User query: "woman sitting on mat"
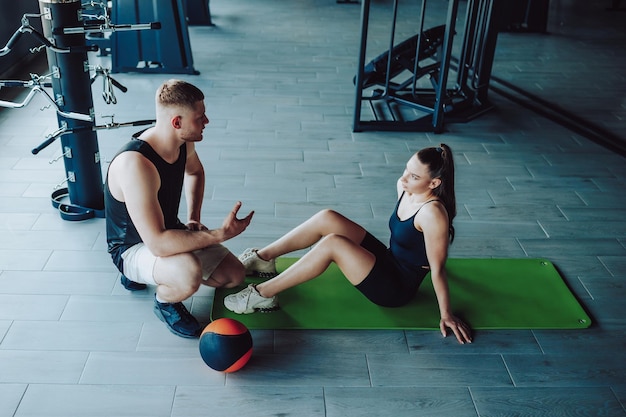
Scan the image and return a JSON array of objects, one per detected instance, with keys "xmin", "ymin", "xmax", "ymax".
[{"xmin": 224, "ymin": 143, "xmax": 472, "ymax": 344}]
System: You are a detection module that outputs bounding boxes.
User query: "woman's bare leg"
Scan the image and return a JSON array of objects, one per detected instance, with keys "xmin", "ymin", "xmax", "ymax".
[
  {"xmin": 256, "ymin": 233, "xmax": 376, "ymax": 298},
  {"xmin": 257, "ymin": 209, "xmax": 367, "ymax": 261}
]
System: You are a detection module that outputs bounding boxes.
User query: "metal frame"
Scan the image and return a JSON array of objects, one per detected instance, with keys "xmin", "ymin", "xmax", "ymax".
[{"xmin": 352, "ymin": 0, "xmax": 500, "ymax": 133}]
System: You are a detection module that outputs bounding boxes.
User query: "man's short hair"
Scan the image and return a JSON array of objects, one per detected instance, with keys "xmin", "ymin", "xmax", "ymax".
[{"xmin": 156, "ymin": 79, "xmax": 204, "ymax": 109}]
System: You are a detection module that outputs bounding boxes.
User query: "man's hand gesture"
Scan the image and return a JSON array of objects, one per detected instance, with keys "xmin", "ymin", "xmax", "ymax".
[{"xmin": 221, "ymin": 201, "xmax": 254, "ymax": 240}]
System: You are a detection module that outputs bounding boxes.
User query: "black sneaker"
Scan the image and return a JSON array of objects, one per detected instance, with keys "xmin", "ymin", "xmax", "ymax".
[
  {"xmin": 120, "ymin": 275, "xmax": 147, "ymax": 291},
  {"xmin": 153, "ymin": 297, "xmax": 201, "ymax": 338}
]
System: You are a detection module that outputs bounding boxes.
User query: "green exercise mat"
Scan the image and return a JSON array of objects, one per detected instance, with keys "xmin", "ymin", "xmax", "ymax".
[{"xmin": 211, "ymin": 258, "xmax": 591, "ymax": 330}]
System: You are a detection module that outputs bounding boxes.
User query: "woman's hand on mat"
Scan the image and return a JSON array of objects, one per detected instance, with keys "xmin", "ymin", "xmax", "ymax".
[{"xmin": 440, "ymin": 315, "xmax": 472, "ymax": 344}]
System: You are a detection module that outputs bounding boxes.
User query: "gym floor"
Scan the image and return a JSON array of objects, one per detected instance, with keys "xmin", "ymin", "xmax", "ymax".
[{"xmin": 1, "ymin": 0, "xmax": 625, "ymax": 415}]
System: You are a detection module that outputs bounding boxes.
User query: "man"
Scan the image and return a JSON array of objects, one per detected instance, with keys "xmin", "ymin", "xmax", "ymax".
[{"xmin": 105, "ymin": 79, "xmax": 253, "ymax": 338}]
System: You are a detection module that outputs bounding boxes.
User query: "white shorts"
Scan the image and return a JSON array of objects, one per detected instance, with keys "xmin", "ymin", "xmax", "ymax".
[{"xmin": 121, "ymin": 243, "xmax": 231, "ymax": 285}]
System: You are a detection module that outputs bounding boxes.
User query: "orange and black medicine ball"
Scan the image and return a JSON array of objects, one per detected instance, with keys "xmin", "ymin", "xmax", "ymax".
[{"xmin": 199, "ymin": 318, "xmax": 253, "ymax": 373}]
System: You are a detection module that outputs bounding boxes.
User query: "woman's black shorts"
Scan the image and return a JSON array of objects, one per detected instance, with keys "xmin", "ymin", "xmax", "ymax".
[{"xmin": 355, "ymin": 232, "xmax": 424, "ymax": 307}]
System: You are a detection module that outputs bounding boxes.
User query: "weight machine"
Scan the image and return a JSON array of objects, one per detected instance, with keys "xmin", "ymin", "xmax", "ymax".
[
  {"xmin": 110, "ymin": 0, "xmax": 198, "ymax": 74},
  {"xmin": 0, "ymin": 0, "xmax": 159, "ymax": 221},
  {"xmin": 353, "ymin": 0, "xmax": 504, "ymax": 132}
]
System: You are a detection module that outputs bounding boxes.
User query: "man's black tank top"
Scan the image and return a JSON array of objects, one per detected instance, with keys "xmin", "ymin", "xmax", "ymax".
[{"xmin": 105, "ymin": 136, "xmax": 187, "ymax": 272}]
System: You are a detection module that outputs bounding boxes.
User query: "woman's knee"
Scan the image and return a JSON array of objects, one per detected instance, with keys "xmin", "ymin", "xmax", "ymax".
[
  {"xmin": 314, "ymin": 209, "xmax": 340, "ymax": 222},
  {"xmin": 317, "ymin": 233, "xmax": 350, "ymax": 254},
  {"xmin": 312, "ymin": 209, "xmax": 347, "ymax": 233},
  {"xmin": 316, "ymin": 234, "xmax": 376, "ymax": 283}
]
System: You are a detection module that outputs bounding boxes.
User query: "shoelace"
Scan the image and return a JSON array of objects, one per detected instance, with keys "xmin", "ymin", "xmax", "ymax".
[
  {"xmin": 238, "ymin": 286, "xmax": 254, "ymax": 300},
  {"xmin": 239, "ymin": 249, "xmax": 257, "ymax": 262},
  {"xmin": 234, "ymin": 286, "xmax": 258, "ymax": 306},
  {"xmin": 176, "ymin": 304, "xmax": 196, "ymax": 324},
  {"xmin": 165, "ymin": 302, "xmax": 195, "ymax": 324}
]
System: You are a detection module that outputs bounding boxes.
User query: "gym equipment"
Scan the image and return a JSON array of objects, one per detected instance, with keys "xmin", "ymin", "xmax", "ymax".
[
  {"xmin": 37, "ymin": 0, "xmax": 105, "ymax": 218},
  {"xmin": 185, "ymin": 0, "xmax": 214, "ymax": 26},
  {"xmin": 358, "ymin": 25, "xmax": 447, "ymax": 92},
  {"xmin": 212, "ymin": 258, "xmax": 591, "ymax": 330},
  {"xmin": 353, "ymin": 0, "xmax": 504, "ymax": 132},
  {"xmin": 110, "ymin": 0, "xmax": 198, "ymax": 74},
  {"xmin": 199, "ymin": 318, "xmax": 253, "ymax": 373},
  {"xmin": 82, "ymin": 1, "xmax": 112, "ymax": 56},
  {"xmin": 0, "ymin": 1, "xmax": 41, "ymax": 76},
  {"xmin": 0, "ymin": 1, "xmax": 158, "ymax": 221},
  {"xmin": 90, "ymin": 66, "xmax": 127, "ymax": 105}
]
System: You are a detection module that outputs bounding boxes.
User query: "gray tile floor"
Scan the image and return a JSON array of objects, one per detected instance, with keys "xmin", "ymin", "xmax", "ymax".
[{"xmin": 1, "ymin": 0, "xmax": 625, "ymax": 415}]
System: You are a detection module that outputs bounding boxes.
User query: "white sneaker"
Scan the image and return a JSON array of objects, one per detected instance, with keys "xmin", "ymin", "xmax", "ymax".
[
  {"xmin": 239, "ymin": 248, "xmax": 278, "ymax": 278},
  {"xmin": 224, "ymin": 284, "xmax": 280, "ymax": 314}
]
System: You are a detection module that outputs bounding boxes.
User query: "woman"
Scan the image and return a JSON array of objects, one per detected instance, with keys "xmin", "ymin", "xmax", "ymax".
[{"xmin": 224, "ymin": 144, "xmax": 472, "ymax": 344}]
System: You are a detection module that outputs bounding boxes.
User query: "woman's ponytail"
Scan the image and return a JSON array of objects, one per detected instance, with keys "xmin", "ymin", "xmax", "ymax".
[{"xmin": 417, "ymin": 143, "xmax": 456, "ymax": 242}]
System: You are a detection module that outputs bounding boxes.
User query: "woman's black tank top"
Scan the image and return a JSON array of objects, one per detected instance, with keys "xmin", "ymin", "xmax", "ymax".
[{"xmin": 388, "ymin": 193, "xmax": 435, "ymax": 276}]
